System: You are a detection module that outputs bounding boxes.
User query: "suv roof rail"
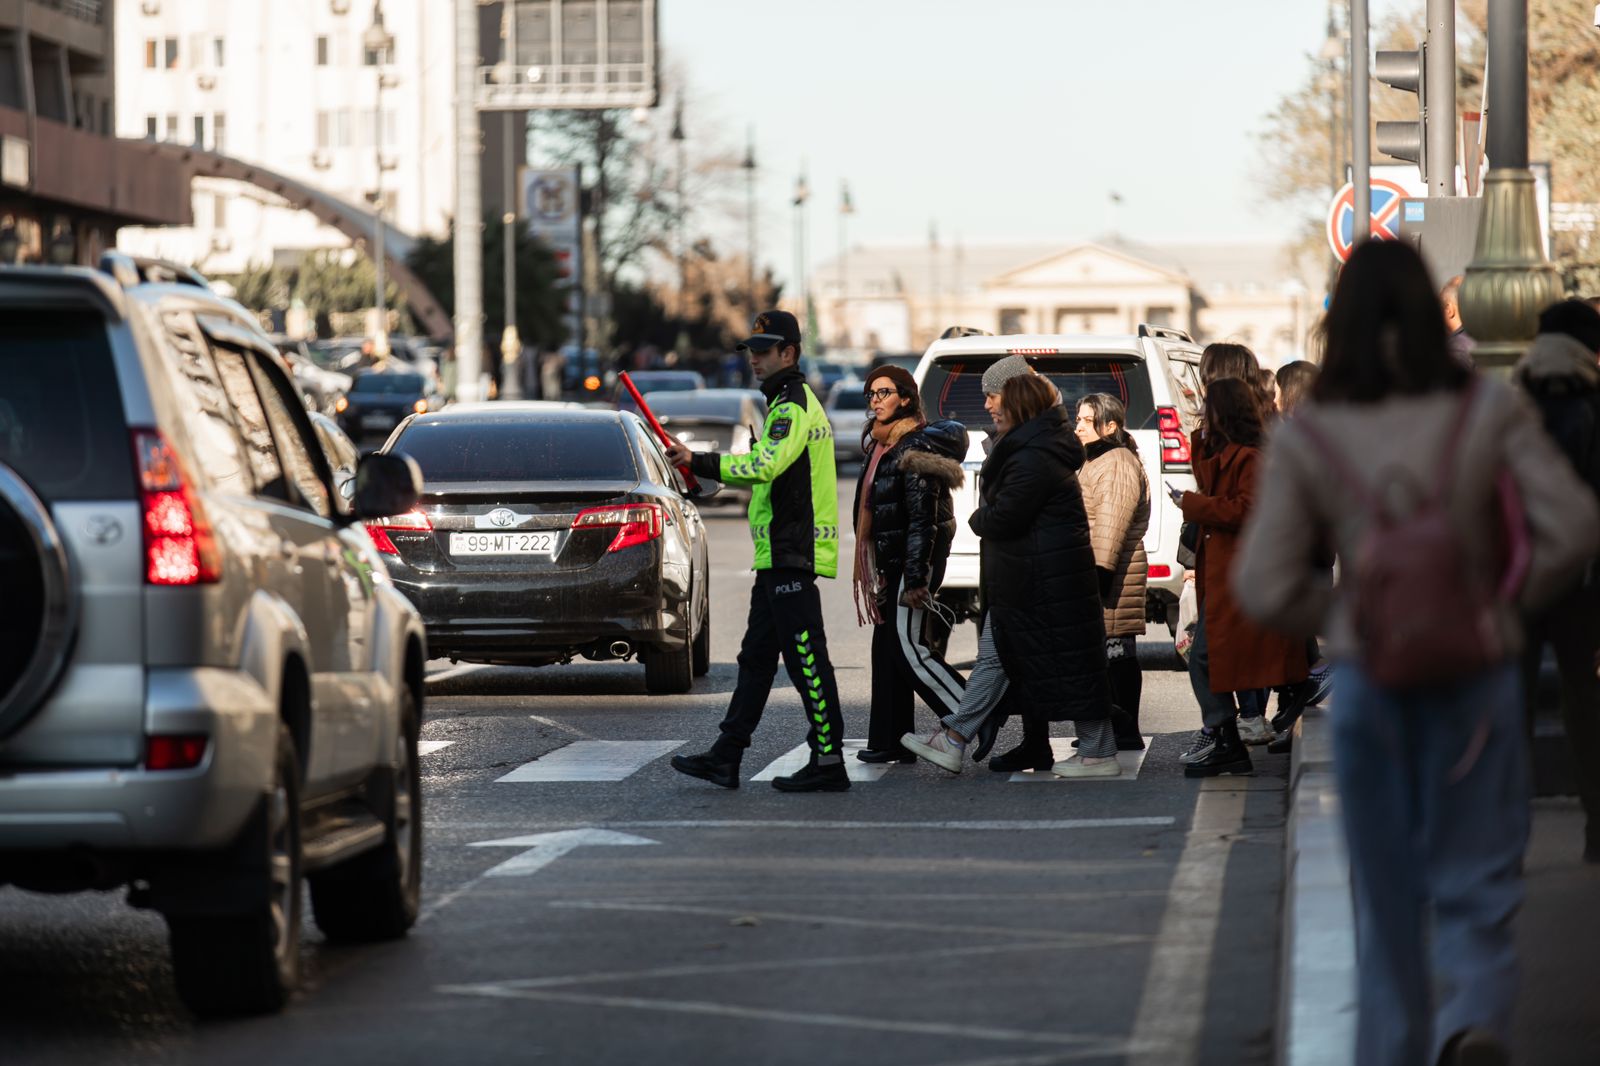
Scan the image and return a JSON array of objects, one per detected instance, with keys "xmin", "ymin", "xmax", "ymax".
[
  {"xmin": 938, "ymin": 325, "xmax": 994, "ymax": 340},
  {"xmin": 1137, "ymin": 323, "xmax": 1195, "ymax": 344},
  {"xmin": 99, "ymin": 251, "xmax": 212, "ymax": 292}
]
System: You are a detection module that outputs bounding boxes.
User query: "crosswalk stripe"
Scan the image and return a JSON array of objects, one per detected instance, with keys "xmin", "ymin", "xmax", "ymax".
[
  {"xmin": 419, "ymin": 740, "xmax": 455, "ymax": 756},
  {"xmin": 750, "ymin": 739, "xmax": 894, "ymax": 782},
  {"xmin": 1007, "ymin": 738, "xmax": 1153, "ymax": 783},
  {"xmin": 496, "ymin": 740, "xmax": 686, "ymax": 783}
]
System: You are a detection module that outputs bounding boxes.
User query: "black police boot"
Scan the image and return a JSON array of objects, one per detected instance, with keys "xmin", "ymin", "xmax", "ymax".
[
  {"xmin": 772, "ymin": 761, "xmax": 851, "ymax": 792},
  {"xmin": 988, "ymin": 741, "xmax": 1055, "ymax": 773},
  {"xmin": 856, "ymin": 748, "xmax": 916, "ymax": 764},
  {"xmin": 671, "ymin": 750, "xmax": 740, "ymax": 789},
  {"xmin": 1183, "ymin": 721, "xmax": 1253, "ymax": 778}
]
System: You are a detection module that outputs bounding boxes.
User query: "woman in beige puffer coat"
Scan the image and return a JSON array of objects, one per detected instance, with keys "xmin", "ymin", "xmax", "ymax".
[{"xmin": 1074, "ymin": 393, "xmax": 1150, "ymax": 749}]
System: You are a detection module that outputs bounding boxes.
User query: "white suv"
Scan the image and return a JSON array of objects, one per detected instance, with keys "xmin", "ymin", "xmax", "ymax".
[{"xmin": 913, "ymin": 325, "xmax": 1204, "ymax": 637}]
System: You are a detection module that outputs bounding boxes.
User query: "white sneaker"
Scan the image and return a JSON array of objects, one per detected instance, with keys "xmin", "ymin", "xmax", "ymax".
[
  {"xmin": 900, "ymin": 730, "xmax": 964, "ymax": 773},
  {"xmin": 1238, "ymin": 716, "xmax": 1273, "ymax": 746},
  {"xmin": 1051, "ymin": 754, "xmax": 1122, "ymax": 779}
]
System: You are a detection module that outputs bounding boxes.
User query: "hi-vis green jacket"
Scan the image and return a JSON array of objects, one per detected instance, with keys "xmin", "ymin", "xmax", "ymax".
[{"xmin": 688, "ymin": 368, "xmax": 840, "ymax": 577}]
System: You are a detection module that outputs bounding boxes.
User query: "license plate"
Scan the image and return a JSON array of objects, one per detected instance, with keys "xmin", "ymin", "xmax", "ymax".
[
  {"xmin": 361, "ymin": 414, "xmax": 393, "ymax": 429},
  {"xmin": 448, "ymin": 531, "xmax": 558, "ymax": 556}
]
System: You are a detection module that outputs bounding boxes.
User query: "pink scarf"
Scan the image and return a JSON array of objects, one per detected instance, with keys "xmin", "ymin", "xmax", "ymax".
[{"xmin": 853, "ymin": 416, "xmax": 923, "ymax": 626}]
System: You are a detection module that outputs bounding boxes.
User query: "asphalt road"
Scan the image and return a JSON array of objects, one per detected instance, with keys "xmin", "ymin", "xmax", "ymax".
[{"xmin": 0, "ymin": 477, "xmax": 1290, "ymax": 1066}]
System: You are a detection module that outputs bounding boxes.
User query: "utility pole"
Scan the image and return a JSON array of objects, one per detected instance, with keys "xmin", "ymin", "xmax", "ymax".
[
  {"xmin": 453, "ymin": 0, "xmax": 484, "ymax": 402},
  {"xmin": 741, "ymin": 129, "xmax": 757, "ymax": 317},
  {"xmin": 1424, "ymin": 0, "xmax": 1455, "ymax": 197},
  {"xmin": 793, "ymin": 168, "xmax": 809, "ymax": 329},
  {"xmin": 838, "ymin": 181, "xmax": 852, "ymax": 347},
  {"xmin": 499, "ymin": 3, "xmax": 522, "ymax": 399},
  {"xmin": 1350, "ymin": 0, "xmax": 1371, "ymax": 247},
  {"xmin": 671, "ymin": 96, "xmax": 686, "ymax": 326},
  {"xmin": 365, "ymin": 2, "xmax": 393, "ymax": 358}
]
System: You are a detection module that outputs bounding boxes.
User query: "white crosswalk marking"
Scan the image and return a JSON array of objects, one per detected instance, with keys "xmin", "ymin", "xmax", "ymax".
[
  {"xmin": 750, "ymin": 739, "xmax": 894, "ymax": 782},
  {"xmin": 1007, "ymin": 738, "xmax": 1153, "ymax": 782},
  {"xmin": 496, "ymin": 740, "xmax": 686, "ymax": 783},
  {"xmin": 419, "ymin": 740, "xmax": 455, "ymax": 756}
]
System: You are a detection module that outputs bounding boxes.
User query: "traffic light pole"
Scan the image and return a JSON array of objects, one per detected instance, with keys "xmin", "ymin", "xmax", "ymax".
[
  {"xmin": 453, "ymin": 0, "xmax": 484, "ymax": 402},
  {"xmin": 1425, "ymin": 0, "xmax": 1455, "ymax": 196},
  {"xmin": 1350, "ymin": 0, "xmax": 1371, "ymax": 247}
]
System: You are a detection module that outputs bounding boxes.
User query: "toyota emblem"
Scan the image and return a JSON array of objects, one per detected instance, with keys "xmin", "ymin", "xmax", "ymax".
[{"xmin": 487, "ymin": 508, "xmax": 518, "ymax": 528}]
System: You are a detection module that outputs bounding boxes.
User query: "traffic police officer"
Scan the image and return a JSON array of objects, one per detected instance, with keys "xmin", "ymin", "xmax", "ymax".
[{"xmin": 665, "ymin": 310, "xmax": 849, "ymax": 792}]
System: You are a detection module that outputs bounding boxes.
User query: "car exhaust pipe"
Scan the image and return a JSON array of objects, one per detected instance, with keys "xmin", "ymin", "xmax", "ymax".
[{"xmin": 608, "ymin": 641, "xmax": 631, "ymax": 659}]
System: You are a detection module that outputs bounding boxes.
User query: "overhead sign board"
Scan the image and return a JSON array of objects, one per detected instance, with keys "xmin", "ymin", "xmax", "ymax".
[{"xmin": 478, "ymin": 0, "xmax": 659, "ymax": 111}]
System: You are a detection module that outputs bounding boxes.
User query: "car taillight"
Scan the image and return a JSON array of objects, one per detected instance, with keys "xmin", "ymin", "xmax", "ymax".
[
  {"xmin": 1149, "ymin": 565, "xmax": 1172, "ymax": 579},
  {"xmin": 146, "ymin": 734, "xmax": 209, "ymax": 771},
  {"xmin": 133, "ymin": 430, "xmax": 221, "ymax": 586},
  {"xmin": 365, "ymin": 509, "xmax": 433, "ymax": 555},
  {"xmin": 573, "ymin": 503, "xmax": 664, "ymax": 553},
  {"xmin": 1157, "ymin": 406, "xmax": 1191, "ymax": 472}
]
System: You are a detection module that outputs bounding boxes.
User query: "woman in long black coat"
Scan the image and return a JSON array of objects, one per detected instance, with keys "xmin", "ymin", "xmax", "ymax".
[{"xmin": 974, "ymin": 374, "xmax": 1116, "ymax": 777}]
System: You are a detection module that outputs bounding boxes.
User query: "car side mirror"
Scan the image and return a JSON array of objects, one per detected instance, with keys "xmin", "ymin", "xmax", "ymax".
[
  {"xmin": 685, "ymin": 476, "xmax": 723, "ymax": 502},
  {"xmin": 350, "ymin": 452, "xmax": 422, "ymax": 521}
]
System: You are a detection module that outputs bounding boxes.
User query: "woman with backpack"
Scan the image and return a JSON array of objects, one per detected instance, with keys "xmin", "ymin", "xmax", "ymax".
[
  {"xmin": 1233, "ymin": 240, "xmax": 1600, "ymax": 1066},
  {"xmin": 1173, "ymin": 378, "xmax": 1308, "ymax": 777}
]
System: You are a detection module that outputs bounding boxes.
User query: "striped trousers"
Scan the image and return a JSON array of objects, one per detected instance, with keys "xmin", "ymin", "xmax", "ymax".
[{"xmin": 864, "ymin": 575, "xmax": 967, "ymax": 751}]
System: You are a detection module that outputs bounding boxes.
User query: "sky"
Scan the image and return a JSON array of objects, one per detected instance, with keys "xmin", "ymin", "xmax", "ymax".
[{"xmin": 655, "ymin": 0, "xmax": 1411, "ymax": 287}]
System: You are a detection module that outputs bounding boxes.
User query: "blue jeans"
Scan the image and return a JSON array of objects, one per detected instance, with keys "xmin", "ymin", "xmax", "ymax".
[
  {"xmin": 1331, "ymin": 661, "xmax": 1530, "ymax": 1066},
  {"xmin": 1186, "ymin": 614, "xmax": 1246, "ymax": 730}
]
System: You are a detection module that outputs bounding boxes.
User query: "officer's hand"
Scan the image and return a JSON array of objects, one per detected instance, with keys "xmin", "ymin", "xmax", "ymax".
[
  {"xmin": 901, "ymin": 586, "xmax": 932, "ymax": 610},
  {"xmin": 663, "ymin": 440, "xmax": 693, "ymax": 467}
]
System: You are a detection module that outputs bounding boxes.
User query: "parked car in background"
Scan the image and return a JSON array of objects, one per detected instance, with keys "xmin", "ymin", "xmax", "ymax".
[
  {"xmin": 373, "ymin": 404, "xmax": 712, "ymax": 693},
  {"xmin": 0, "ymin": 256, "xmax": 429, "ymax": 1017},
  {"xmin": 913, "ymin": 325, "xmax": 1202, "ymax": 637},
  {"xmin": 823, "ymin": 381, "xmax": 869, "ymax": 467},
  {"xmin": 338, "ymin": 369, "xmax": 435, "ymax": 444},
  {"xmin": 648, "ymin": 389, "xmax": 768, "ymax": 506},
  {"xmin": 615, "ymin": 370, "xmax": 704, "ymax": 414}
]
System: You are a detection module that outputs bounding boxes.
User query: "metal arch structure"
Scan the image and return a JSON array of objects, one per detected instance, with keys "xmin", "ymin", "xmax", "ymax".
[{"xmin": 124, "ymin": 140, "xmax": 454, "ymax": 342}]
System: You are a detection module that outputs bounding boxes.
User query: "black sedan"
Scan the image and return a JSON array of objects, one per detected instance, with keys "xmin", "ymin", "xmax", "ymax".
[
  {"xmin": 338, "ymin": 369, "xmax": 432, "ymax": 442},
  {"xmin": 370, "ymin": 404, "xmax": 711, "ymax": 694},
  {"xmin": 647, "ymin": 389, "xmax": 766, "ymax": 506}
]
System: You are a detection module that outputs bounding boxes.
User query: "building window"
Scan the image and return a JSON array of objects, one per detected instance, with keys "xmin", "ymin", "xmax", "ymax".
[
  {"xmin": 1146, "ymin": 306, "xmax": 1174, "ymax": 327},
  {"xmin": 363, "ymin": 40, "xmax": 393, "ymax": 66},
  {"xmin": 165, "ymin": 114, "xmax": 179, "ymax": 141},
  {"xmin": 145, "ymin": 114, "xmax": 158, "ymax": 140},
  {"xmin": 213, "ymin": 113, "xmax": 226, "ymax": 153},
  {"xmin": 315, "ymin": 111, "xmax": 330, "ymax": 150},
  {"xmin": 193, "ymin": 115, "xmax": 205, "ymax": 146},
  {"xmin": 316, "ymin": 35, "xmax": 329, "ymax": 66},
  {"xmin": 144, "ymin": 39, "xmax": 158, "ymax": 68},
  {"xmin": 213, "ymin": 37, "xmax": 225, "ymax": 68},
  {"xmin": 164, "ymin": 38, "xmax": 179, "ymax": 70},
  {"xmin": 213, "ymin": 195, "xmax": 227, "ymax": 230}
]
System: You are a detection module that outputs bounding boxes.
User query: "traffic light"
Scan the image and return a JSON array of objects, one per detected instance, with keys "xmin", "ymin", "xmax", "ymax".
[{"xmin": 1375, "ymin": 46, "xmax": 1426, "ymax": 178}]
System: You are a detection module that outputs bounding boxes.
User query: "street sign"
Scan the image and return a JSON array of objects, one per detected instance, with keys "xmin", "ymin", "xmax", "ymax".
[
  {"xmin": 1326, "ymin": 179, "xmax": 1412, "ymax": 262},
  {"xmin": 477, "ymin": 0, "xmax": 658, "ymax": 111}
]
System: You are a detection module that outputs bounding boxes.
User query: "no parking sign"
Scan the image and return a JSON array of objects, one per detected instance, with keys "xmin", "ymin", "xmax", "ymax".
[{"xmin": 1326, "ymin": 179, "xmax": 1410, "ymax": 262}]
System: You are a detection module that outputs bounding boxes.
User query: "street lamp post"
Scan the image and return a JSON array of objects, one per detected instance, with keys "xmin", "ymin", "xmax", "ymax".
[
  {"xmin": 792, "ymin": 169, "xmax": 809, "ymax": 341},
  {"xmin": 671, "ymin": 97, "xmax": 687, "ymax": 331},
  {"xmin": 838, "ymin": 181, "xmax": 852, "ymax": 348},
  {"xmin": 741, "ymin": 130, "xmax": 757, "ymax": 318},
  {"xmin": 498, "ymin": 5, "xmax": 522, "ymax": 400},
  {"xmin": 364, "ymin": 2, "xmax": 393, "ymax": 359}
]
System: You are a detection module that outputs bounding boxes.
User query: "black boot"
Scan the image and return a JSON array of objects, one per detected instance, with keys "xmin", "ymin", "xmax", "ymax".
[
  {"xmin": 1183, "ymin": 721, "xmax": 1253, "ymax": 778},
  {"xmin": 989, "ymin": 717, "xmax": 1053, "ymax": 773},
  {"xmin": 772, "ymin": 760, "xmax": 851, "ymax": 792},
  {"xmin": 970, "ymin": 712, "xmax": 1004, "ymax": 763},
  {"xmin": 856, "ymin": 748, "xmax": 916, "ymax": 764},
  {"xmin": 671, "ymin": 749, "xmax": 740, "ymax": 789},
  {"xmin": 1111, "ymin": 705, "xmax": 1145, "ymax": 751}
]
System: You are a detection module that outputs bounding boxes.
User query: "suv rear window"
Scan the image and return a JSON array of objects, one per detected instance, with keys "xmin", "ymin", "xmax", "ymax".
[
  {"xmin": 0, "ymin": 313, "xmax": 135, "ymax": 500},
  {"xmin": 352, "ymin": 373, "xmax": 424, "ymax": 394},
  {"xmin": 393, "ymin": 420, "xmax": 637, "ymax": 483},
  {"xmin": 921, "ymin": 354, "xmax": 1156, "ymax": 430}
]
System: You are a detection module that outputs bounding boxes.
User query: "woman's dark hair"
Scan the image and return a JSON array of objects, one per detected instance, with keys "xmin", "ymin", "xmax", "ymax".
[
  {"xmin": 861, "ymin": 370, "xmax": 922, "ymax": 439},
  {"xmin": 999, "ymin": 374, "xmax": 1058, "ymax": 432},
  {"xmin": 1537, "ymin": 298, "xmax": 1600, "ymax": 353},
  {"xmin": 1199, "ymin": 342, "xmax": 1259, "ymax": 387},
  {"xmin": 1275, "ymin": 360, "xmax": 1320, "ymax": 415},
  {"xmin": 1249, "ymin": 366, "xmax": 1278, "ymax": 419},
  {"xmin": 1316, "ymin": 239, "xmax": 1467, "ymax": 403},
  {"xmin": 1077, "ymin": 393, "xmax": 1137, "ymax": 452},
  {"xmin": 1201, "ymin": 378, "xmax": 1263, "ymax": 455}
]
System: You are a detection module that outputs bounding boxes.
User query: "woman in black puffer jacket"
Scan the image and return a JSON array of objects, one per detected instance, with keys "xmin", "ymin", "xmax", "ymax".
[{"xmin": 850, "ymin": 366, "xmax": 970, "ymax": 763}]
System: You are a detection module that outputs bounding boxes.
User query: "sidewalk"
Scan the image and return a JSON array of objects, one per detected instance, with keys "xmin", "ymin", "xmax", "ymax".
[{"xmin": 1279, "ymin": 708, "xmax": 1600, "ymax": 1066}]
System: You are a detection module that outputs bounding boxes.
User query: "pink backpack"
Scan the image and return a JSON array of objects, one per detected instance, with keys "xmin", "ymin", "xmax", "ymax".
[{"xmin": 1295, "ymin": 380, "xmax": 1530, "ymax": 689}]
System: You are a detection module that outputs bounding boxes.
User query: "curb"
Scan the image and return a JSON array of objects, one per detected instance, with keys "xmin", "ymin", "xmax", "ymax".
[{"xmin": 1277, "ymin": 706, "xmax": 1357, "ymax": 1066}]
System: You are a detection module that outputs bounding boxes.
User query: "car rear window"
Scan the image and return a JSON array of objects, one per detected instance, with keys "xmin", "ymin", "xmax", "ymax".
[
  {"xmin": 921, "ymin": 354, "xmax": 1156, "ymax": 430},
  {"xmin": 393, "ymin": 420, "xmax": 637, "ymax": 482},
  {"xmin": 0, "ymin": 313, "xmax": 135, "ymax": 500},
  {"xmin": 352, "ymin": 373, "xmax": 424, "ymax": 394},
  {"xmin": 649, "ymin": 394, "xmax": 746, "ymax": 421},
  {"xmin": 830, "ymin": 391, "xmax": 868, "ymax": 411}
]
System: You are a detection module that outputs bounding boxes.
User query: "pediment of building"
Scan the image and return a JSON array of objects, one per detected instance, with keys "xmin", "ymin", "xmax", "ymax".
[{"xmin": 986, "ymin": 244, "xmax": 1190, "ymax": 289}]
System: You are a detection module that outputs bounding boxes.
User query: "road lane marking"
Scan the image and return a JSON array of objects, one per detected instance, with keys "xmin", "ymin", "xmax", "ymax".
[
  {"xmin": 1008, "ymin": 738, "xmax": 1153, "ymax": 782},
  {"xmin": 418, "ymin": 740, "xmax": 454, "ymax": 756},
  {"xmin": 430, "ymin": 817, "xmax": 1177, "ymax": 832},
  {"xmin": 469, "ymin": 828, "xmax": 658, "ymax": 878},
  {"xmin": 528, "ymin": 714, "xmax": 597, "ymax": 741},
  {"xmin": 495, "ymin": 740, "xmax": 685, "ymax": 783},
  {"xmin": 750, "ymin": 739, "xmax": 893, "ymax": 781},
  {"xmin": 1126, "ymin": 784, "xmax": 1247, "ymax": 1066},
  {"xmin": 435, "ymin": 985, "xmax": 1151, "ymax": 1056},
  {"xmin": 425, "ymin": 662, "xmax": 489, "ymax": 683}
]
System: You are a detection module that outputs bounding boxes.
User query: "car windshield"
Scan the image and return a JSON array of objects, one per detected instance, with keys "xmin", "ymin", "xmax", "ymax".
[
  {"xmin": 352, "ymin": 373, "xmax": 424, "ymax": 394},
  {"xmin": 647, "ymin": 394, "xmax": 747, "ymax": 421},
  {"xmin": 0, "ymin": 313, "xmax": 135, "ymax": 500},
  {"xmin": 921, "ymin": 354, "xmax": 1156, "ymax": 429},
  {"xmin": 830, "ymin": 391, "xmax": 868, "ymax": 411},
  {"xmin": 393, "ymin": 419, "xmax": 637, "ymax": 482},
  {"xmin": 629, "ymin": 375, "xmax": 701, "ymax": 392}
]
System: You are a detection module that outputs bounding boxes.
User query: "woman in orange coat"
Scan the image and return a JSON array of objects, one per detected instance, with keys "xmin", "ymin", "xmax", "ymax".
[{"xmin": 1172, "ymin": 378, "xmax": 1307, "ymax": 776}]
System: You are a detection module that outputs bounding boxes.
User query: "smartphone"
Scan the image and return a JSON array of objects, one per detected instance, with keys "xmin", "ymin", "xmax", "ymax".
[{"xmin": 1164, "ymin": 481, "xmax": 1181, "ymax": 496}]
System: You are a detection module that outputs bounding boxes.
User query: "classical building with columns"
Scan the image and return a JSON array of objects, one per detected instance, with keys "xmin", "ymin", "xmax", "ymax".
[{"xmin": 810, "ymin": 237, "xmax": 1321, "ymax": 367}]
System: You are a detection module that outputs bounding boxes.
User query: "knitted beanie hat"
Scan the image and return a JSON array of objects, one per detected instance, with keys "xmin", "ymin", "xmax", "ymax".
[{"xmin": 981, "ymin": 354, "xmax": 1033, "ymax": 395}]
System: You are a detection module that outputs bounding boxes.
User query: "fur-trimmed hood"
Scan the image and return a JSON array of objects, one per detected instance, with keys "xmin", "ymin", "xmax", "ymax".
[
  {"xmin": 900, "ymin": 447, "xmax": 965, "ymax": 489},
  {"xmin": 1517, "ymin": 332, "xmax": 1600, "ymax": 389}
]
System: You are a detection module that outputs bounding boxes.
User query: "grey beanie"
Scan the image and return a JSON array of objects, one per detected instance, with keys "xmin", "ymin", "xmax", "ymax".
[{"xmin": 981, "ymin": 355, "xmax": 1033, "ymax": 395}]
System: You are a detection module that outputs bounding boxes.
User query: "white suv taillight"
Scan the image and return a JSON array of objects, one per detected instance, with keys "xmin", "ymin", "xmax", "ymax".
[
  {"xmin": 1157, "ymin": 406, "xmax": 1191, "ymax": 472},
  {"xmin": 133, "ymin": 430, "xmax": 221, "ymax": 586},
  {"xmin": 573, "ymin": 503, "xmax": 664, "ymax": 553}
]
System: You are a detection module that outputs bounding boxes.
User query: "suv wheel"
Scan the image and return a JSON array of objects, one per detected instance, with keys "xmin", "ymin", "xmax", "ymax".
[
  {"xmin": 309, "ymin": 687, "xmax": 422, "ymax": 942},
  {"xmin": 0, "ymin": 464, "xmax": 77, "ymax": 741},
  {"xmin": 168, "ymin": 723, "xmax": 303, "ymax": 1017}
]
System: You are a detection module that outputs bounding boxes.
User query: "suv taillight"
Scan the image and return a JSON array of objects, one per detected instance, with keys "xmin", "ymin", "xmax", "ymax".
[
  {"xmin": 365, "ymin": 509, "xmax": 433, "ymax": 555},
  {"xmin": 146, "ymin": 734, "xmax": 209, "ymax": 771},
  {"xmin": 1157, "ymin": 406, "xmax": 1191, "ymax": 472},
  {"xmin": 573, "ymin": 503, "xmax": 664, "ymax": 553},
  {"xmin": 133, "ymin": 430, "xmax": 221, "ymax": 586}
]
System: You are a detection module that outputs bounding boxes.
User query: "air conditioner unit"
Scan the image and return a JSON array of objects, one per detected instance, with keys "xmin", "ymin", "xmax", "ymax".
[{"xmin": 196, "ymin": 72, "xmax": 216, "ymax": 91}]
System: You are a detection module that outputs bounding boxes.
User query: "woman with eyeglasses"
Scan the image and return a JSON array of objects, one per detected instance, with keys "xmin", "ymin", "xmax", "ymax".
[{"xmin": 850, "ymin": 366, "xmax": 971, "ymax": 764}]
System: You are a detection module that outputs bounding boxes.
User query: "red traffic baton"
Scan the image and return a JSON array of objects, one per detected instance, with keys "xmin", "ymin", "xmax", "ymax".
[{"xmin": 620, "ymin": 371, "xmax": 700, "ymax": 491}]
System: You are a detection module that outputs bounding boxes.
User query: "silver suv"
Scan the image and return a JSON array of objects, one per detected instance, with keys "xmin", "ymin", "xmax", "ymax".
[
  {"xmin": 0, "ymin": 257, "xmax": 429, "ymax": 1017},
  {"xmin": 913, "ymin": 325, "xmax": 1205, "ymax": 637}
]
